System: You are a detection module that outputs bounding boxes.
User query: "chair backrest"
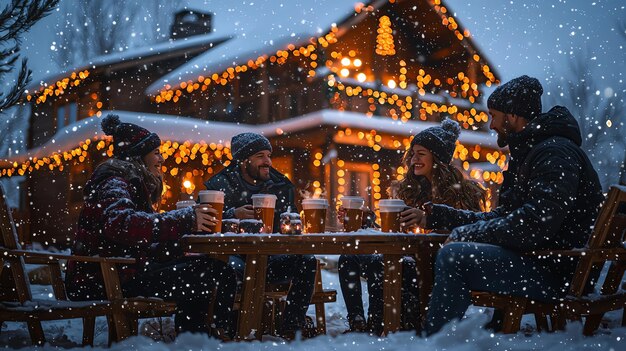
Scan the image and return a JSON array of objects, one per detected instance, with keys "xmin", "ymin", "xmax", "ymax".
[
  {"xmin": 568, "ymin": 185, "xmax": 626, "ymax": 297},
  {"xmin": 587, "ymin": 185, "xmax": 626, "ymax": 249},
  {"xmin": 0, "ymin": 182, "xmax": 21, "ymax": 250},
  {"xmin": 0, "ymin": 182, "xmax": 32, "ymax": 303}
]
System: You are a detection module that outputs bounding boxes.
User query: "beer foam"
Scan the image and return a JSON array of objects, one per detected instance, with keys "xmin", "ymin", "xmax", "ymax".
[
  {"xmin": 378, "ymin": 199, "xmax": 407, "ymax": 212},
  {"xmin": 251, "ymin": 193, "xmax": 277, "ymax": 208},
  {"xmin": 198, "ymin": 190, "xmax": 225, "ymax": 203},
  {"xmin": 341, "ymin": 196, "xmax": 364, "ymax": 209},
  {"xmin": 302, "ymin": 198, "xmax": 329, "ymax": 209},
  {"xmin": 176, "ymin": 200, "xmax": 196, "ymax": 209}
]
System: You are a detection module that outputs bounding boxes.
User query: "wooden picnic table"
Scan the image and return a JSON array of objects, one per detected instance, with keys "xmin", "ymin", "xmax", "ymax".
[{"xmin": 181, "ymin": 232, "xmax": 447, "ymax": 340}]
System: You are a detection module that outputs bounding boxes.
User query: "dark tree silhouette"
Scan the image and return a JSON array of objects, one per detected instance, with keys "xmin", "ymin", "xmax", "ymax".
[
  {"xmin": 55, "ymin": 0, "xmax": 177, "ymax": 68},
  {"xmin": 545, "ymin": 49, "xmax": 625, "ymax": 190},
  {"xmin": 0, "ymin": 0, "xmax": 59, "ymax": 112}
]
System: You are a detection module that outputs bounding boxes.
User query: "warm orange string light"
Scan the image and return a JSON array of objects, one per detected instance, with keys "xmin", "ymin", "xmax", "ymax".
[
  {"xmin": 376, "ymin": 15, "xmax": 396, "ymax": 56},
  {"xmin": 0, "ymin": 139, "xmax": 233, "ymax": 180},
  {"xmin": 26, "ymin": 70, "xmax": 91, "ymax": 104},
  {"xmin": 427, "ymin": 0, "xmax": 497, "ymax": 86},
  {"xmin": 9, "ymin": 1, "xmax": 506, "ymax": 186}
]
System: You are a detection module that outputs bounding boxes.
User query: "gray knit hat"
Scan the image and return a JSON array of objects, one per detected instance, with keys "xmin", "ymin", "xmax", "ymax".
[
  {"xmin": 231, "ymin": 132, "xmax": 272, "ymax": 161},
  {"xmin": 410, "ymin": 119, "xmax": 461, "ymax": 164},
  {"xmin": 487, "ymin": 75, "xmax": 543, "ymax": 120}
]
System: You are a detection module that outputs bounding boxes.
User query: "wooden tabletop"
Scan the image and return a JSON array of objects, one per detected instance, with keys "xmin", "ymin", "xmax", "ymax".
[{"xmin": 181, "ymin": 233, "xmax": 448, "ymax": 255}]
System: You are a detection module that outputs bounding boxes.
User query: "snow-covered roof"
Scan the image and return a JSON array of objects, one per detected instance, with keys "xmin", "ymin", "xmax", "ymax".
[
  {"xmin": 144, "ymin": 0, "xmax": 362, "ymax": 95},
  {"xmin": 0, "ymin": 111, "xmax": 247, "ymax": 166},
  {"xmin": 0, "ymin": 109, "xmax": 497, "ymax": 167},
  {"xmin": 259, "ymin": 109, "xmax": 499, "ymax": 148},
  {"xmin": 26, "ymin": 32, "xmax": 231, "ymax": 93},
  {"xmin": 146, "ymin": 0, "xmax": 499, "ymax": 96}
]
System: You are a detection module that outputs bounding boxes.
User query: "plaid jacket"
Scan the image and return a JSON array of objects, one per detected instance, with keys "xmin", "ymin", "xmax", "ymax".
[{"xmin": 66, "ymin": 159, "xmax": 194, "ymax": 300}]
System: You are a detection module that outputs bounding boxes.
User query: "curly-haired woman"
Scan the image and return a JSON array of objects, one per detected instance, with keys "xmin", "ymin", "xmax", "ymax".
[{"xmin": 338, "ymin": 119, "xmax": 487, "ymax": 334}]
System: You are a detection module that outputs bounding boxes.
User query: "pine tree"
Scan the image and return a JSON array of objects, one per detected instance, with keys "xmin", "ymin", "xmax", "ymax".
[{"xmin": 0, "ymin": 0, "xmax": 59, "ymax": 113}]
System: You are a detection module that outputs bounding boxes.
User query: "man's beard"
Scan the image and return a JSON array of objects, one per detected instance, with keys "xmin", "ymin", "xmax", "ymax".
[
  {"xmin": 496, "ymin": 119, "xmax": 514, "ymax": 147},
  {"xmin": 245, "ymin": 162, "xmax": 270, "ymax": 182},
  {"xmin": 496, "ymin": 132, "xmax": 509, "ymax": 148}
]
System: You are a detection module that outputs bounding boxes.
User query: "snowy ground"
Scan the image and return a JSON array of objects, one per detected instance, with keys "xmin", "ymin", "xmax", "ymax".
[{"xmin": 2, "ymin": 256, "xmax": 626, "ymax": 350}]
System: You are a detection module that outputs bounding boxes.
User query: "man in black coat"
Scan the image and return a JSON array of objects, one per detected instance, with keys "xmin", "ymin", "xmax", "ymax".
[
  {"xmin": 403, "ymin": 75, "xmax": 605, "ymax": 335},
  {"xmin": 204, "ymin": 132, "xmax": 316, "ymax": 337}
]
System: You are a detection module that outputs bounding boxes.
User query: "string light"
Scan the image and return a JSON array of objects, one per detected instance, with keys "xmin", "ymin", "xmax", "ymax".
[
  {"xmin": 428, "ymin": 0, "xmax": 497, "ymax": 86},
  {"xmin": 10, "ymin": 0, "xmax": 506, "ymax": 195},
  {"xmin": 0, "ymin": 139, "xmax": 233, "ymax": 181},
  {"xmin": 26, "ymin": 70, "xmax": 91, "ymax": 104},
  {"xmin": 376, "ymin": 15, "xmax": 396, "ymax": 56},
  {"xmin": 30, "ymin": 2, "xmax": 498, "ymax": 112}
]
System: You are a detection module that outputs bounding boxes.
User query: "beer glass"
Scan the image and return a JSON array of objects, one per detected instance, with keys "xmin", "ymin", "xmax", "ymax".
[
  {"xmin": 302, "ymin": 198, "xmax": 328, "ymax": 234},
  {"xmin": 341, "ymin": 196, "xmax": 364, "ymax": 232},
  {"xmin": 251, "ymin": 194, "xmax": 277, "ymax": 233},
  {"xmin": 379, "ymin": 199, "xmax": 407, "ymax": 233},
  {"xmin": 198, "ymin": 190, "xmax": 225, "ymax": 233}
]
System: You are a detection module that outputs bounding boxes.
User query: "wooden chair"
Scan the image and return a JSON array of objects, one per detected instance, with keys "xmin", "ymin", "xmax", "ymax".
[
  {"xmin": 0, "ymin": 183, "xmax": 111, "ymax": 346},
  {"xmin": 311, "ymin": 260, "xmax": 338, "ymax": 335},
  {"xmin": 471, "ymin": 185, "xmax": 626, "ymax": 335},
  {"xmin": 0, "ymin": 183, "xmax": 176, "ymax": 345}
]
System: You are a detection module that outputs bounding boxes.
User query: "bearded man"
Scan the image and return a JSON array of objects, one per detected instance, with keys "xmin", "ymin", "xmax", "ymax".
[
  {"xmin": 402, "ymin": 75, "xmax": 604, "ymax": 335},
  {"xmin": 204, "ymin": 132, "xmax": 316, "ymax": 338}
]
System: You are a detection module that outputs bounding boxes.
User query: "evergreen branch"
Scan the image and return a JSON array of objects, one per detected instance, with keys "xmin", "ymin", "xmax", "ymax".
[
  {"xmin": 1, "ymin": 0, "xmax": 59, "ymax": 42},
  {"xmin": 0, "ymin": 58, "xmax": 31, "ymax": 111},
  {"xmin": 0, "ymin": 53, "xmax": 20, "ymax": 74},
  {"xmin": 0, "ymin": 0, "xmax": 58, "ymax": 113}
]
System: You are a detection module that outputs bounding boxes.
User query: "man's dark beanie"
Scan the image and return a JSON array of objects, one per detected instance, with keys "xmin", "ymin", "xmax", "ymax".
[
  {"xmin": 487, "ymin": 75, "xmax": 543, "ymax": 120},
  {"xmin": 410, "ymin": 118, "xmax": 461, "ymax": 164},
  {"xmin": 231, "ymin": 132, "xmax": 272, "ymax": 161},
  {"xmin": 101, "ymin": 114, "xmax": 161, "ymax": 159}
]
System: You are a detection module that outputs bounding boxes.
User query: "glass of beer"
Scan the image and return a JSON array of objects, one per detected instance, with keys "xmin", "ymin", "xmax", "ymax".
[
  {"xmin": 251, "ymin": 194, "xmax": 277, "ymax": 233},
  {"xmin": 198, "ymin": 190, "xmax": 225, "ymax": 233},
  {"xmin": 176, "ymin": 200, "xmax": 196, "ymax": 209},
  {"xmin": 341, "ymin": 196, "xmax": 364, "ymax": 232},
  {"xmin": 301, "ymin": 198, "xmax": 328, "ymax": 234},
  {"xmin": 379, "ymin": 199, "xmax": 407, "ymax": 233}
]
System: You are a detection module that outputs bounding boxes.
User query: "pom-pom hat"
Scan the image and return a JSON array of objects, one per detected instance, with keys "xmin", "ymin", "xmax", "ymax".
[
  {"xmin": 101, "ymin": 114, "xmax": 161, "ymax": 159},
  {"xmin": 410, "ymin": 118, "xmax": 461, "ymax": 164}
]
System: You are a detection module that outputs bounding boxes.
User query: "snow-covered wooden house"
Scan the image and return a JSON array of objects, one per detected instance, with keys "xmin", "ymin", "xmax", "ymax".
[{"xmin": 2, "ymin": 0, "xmax": 504, "ymax": 247}]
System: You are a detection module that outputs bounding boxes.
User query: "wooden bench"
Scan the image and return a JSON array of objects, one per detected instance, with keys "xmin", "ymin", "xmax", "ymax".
[
  {"xmin": 471, "ymin": 184, "xmax": 626, "ymax": 335},
  {"xmin": 0, "ymin": 184, "xmax": 175, "ymax": 345}
]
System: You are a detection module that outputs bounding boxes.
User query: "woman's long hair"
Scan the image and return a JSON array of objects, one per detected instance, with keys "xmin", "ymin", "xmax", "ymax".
[
  {"xmin": 128, "ymin": 156, "xmax": 163, "ymax": 210},
  {"xmin": 389, "ymin": 147, "xmax": 487, "ymax": 211}
]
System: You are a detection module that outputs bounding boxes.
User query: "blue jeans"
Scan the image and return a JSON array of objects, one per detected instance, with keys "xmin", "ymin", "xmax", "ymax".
[
  {"xmin": 228, "ymin": 254, "xmax": 317, "ymax": 331},
  {"xmin": 338, "ymin": 254, "xmax": 420, "ymax": 331},
  {"xmin": 426, "ymin": 242, "xmax": 567, "ymax": 335}
]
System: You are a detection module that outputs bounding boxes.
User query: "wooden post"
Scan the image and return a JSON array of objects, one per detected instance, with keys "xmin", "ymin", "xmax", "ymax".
[
  {"xmin": 314, "ymin": 260, "xmax": 327, "ymax": 334},
  {"xmin": 382, "ymin": 254, "xmax": 403, "ymax": 334},
  {"xmin": 237, "ymin": 254, "xmax": 268, "ymax": 340},
  {"xmin": 82, "ymin": 316, "xmax": 95, "ymax": 346},
  {"xmin": 100, "ymin": 262, "xmax": 132, "ymax": 341},
  {"xmin": 415, "ymin": 242, "xmax": 437, "ymax": 328}
]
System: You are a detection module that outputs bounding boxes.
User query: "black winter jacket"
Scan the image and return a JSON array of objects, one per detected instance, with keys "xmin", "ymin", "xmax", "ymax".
[
  {"xmin": 204, "ymin": 164, "xmax": 297, "ymax": 233},
  {"xmin": 427, "ymin": 106, "xmax": 604, "ymax": 278}
]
